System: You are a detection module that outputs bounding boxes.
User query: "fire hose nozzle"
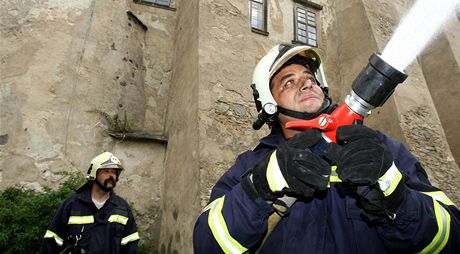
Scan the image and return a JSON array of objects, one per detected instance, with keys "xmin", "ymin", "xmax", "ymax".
[{"xmin": 350, "ymin": 53, "xmax": 408, "ymax": 111}]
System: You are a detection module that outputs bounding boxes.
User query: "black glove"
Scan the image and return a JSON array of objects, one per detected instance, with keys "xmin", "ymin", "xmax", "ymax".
[
  {"xmin": 251, "ymin": 129, "xmax": 331, "ymax": 201},
  {"xmin": 336, "ymin": 125, "xmax": 406, "ymax": 218}
]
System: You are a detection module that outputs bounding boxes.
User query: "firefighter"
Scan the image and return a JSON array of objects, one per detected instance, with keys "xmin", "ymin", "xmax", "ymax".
[
  {"xmin": 193, "ymin": 44, "xmax": 460, "ymax": 253},
  {"xmin": 39, "ymin": 152, "xmax": 139, "ymax": 254}
]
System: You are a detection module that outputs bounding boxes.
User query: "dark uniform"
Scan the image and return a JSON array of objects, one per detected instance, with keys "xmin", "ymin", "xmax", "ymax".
[
  {"xmin": 193, "ymin": 129, "xmax": 460, "ymax": 253},
  {"xmin": 40, "ymin": 182, "xmax": 139, "ymax": 254}
]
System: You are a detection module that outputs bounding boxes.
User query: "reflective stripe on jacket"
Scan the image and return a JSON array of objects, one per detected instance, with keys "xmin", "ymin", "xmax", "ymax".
[
  {"xmin": 39, "ymin": 182, "xmax": 139, "ymax": 254},
  {"xmin": 193, "ymin": 129, "xmax": 460, "ymax": 253}
]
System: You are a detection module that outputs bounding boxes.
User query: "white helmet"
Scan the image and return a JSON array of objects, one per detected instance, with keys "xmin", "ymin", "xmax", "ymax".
[
  {"xmin": 86, "ymin": 152, "xmax": 123, "ymax": 180},
  {"xmin": 251, "ymin": 44, "xmax": 331, "ymax": 129}
]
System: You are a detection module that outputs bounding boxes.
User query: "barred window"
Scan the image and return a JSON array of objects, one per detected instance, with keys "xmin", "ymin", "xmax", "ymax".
[
  {"xmin": 250, "ymin": 0, "xmax": 268, "ymax": 34},
  {"xmin": 295, "ymin": 6, "xmax": 317, "ymax": 46},
  {"xmin": 136, "ymin": 0, "xmax": 171, "ymax": 7}
]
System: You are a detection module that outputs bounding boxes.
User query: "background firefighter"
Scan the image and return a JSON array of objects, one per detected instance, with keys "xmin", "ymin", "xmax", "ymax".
[
  {"xmin": 193, "ymin": 44, "xmax": 460, "ymax": 253},
  {"xmin": 39, "ymin": 152, "xmax": 139, "ymax": 254}
]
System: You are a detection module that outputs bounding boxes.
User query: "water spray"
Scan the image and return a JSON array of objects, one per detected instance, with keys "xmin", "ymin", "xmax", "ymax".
[
  {"xmin": 381, "ymin": 0, "xmax": 459, "ymax": 71},
  {"xmin": 285, "ymin": 0, "xmax": 459, "ymax": 142}
]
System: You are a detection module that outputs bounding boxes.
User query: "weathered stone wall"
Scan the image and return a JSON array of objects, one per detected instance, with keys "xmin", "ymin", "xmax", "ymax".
[
  {"xmin": 129, "ymin": 1, "xmax": 177, "ymax": 133},
  {"xmin": 198, "ymin": 0, "xmax": 267, "ymax": 210},
  {"xmin": 419, "ymin": 17, "xmax": 460, "ymax": 170},
  {"xmin": 158, "ymin": 0, "xmax": 199, "ymax": 253},
  {"xmin": 124, "ymin": 3, "xmax": 177, "ymax": 251}
]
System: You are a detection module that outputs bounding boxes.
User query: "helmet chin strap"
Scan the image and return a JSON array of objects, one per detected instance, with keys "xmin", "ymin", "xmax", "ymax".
[{"xmin": 277, "ymin": 96, "xmax": 332, "ymax": 120}]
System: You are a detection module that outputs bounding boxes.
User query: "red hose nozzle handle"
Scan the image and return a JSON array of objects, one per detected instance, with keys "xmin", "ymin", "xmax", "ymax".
[
  {"xmin": 285, "ymin": 104, "xmax": 364, "ymax": 143},
  {"xmin": 285, "ymin": 114, "xmax": 337, "ymax": 132}
]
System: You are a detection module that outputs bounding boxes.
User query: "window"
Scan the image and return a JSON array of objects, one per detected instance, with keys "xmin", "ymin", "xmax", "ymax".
[
  {"xmin": 295, "ymin": 7, "xmax": 317, "ymax": 46},
  {"xmin": 145, "ymin": 0, "xmax": 170, "ymax": 6},
  {"xmin": 457, "ymin": 4, "xmax": 460, "ymax": 22},
  {"xmin": 135, "ymin": 0, "xmax": 173, "ymax": 8},
  {"xmin": 250, "ymin": 0, "xmax": 268, "ymax": 35},
  {"xmin": 293, "ymin": 1, "xmax": 322, "ymax": 47}
]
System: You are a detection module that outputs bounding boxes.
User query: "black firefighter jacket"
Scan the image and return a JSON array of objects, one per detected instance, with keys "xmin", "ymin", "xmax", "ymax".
[{"xmin": 39, "ymin": 182, "xmax": 139, "ymax": 254}]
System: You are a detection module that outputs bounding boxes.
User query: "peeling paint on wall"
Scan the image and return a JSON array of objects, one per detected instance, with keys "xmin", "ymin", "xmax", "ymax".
[{"xmin": 401, "ymin": 106, "xmax": 460, "ymax": 205}]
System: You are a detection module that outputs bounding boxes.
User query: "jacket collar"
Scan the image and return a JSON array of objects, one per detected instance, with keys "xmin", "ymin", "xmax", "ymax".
[{"xmin": 257, "ymin": 127, "xmax": 286, "ymax": 150}]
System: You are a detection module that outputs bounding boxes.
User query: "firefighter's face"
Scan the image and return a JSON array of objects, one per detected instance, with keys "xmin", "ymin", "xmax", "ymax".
[
  {"xmin": 96, "ymin": 168, "xmax": 118, "ymax": 191},
  {"xmin": 271, "ymin": 63, "xmax": 325, "ymax": 123}
]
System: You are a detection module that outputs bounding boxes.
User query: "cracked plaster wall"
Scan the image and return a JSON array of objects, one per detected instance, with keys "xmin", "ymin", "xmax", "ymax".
[{"xmin": 419, "ymin": 17, "xmax": 460, "ymax": 170}]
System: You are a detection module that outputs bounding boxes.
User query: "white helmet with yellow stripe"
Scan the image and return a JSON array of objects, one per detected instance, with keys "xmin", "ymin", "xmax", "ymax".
[{"xmin": 86, "ymin": 152, "xmax": 123, "ymax": 180}]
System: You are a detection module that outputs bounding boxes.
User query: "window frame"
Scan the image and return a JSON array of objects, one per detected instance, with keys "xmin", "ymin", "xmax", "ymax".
[
  {"xmin": 134, "ymin": 0, "xmax": 176, "ymax": 10},
  {"xmin": 292, "ymin": 0, "xmax": 322, "ymax": 47},
  {"xmin": 250, "ymin": 0, "xmax": 269, "ymax": 36},
  {"xmin": 144, "ymin": 0, "xmax": 170, "ymax": 6},
  {"xmin": 456, "ymin": 4, "xmax": 460, "ymax": 22}
]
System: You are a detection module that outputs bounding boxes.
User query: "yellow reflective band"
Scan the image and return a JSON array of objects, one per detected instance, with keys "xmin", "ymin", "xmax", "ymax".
[
  {"xmin": 327, "ymin": 166, "xmax": 341, "ymax": 188},
  {"xmin": 68, "ymin": 215, "xmax": 94, "ymax": 224},
  {"xmin": 422, "ymin": 191, "xmax": 456, "ymax": 207},
  {"xmin": 378, "ymin": 163, "xmax": 402, "ymax": 197},
  {"xmin": 266, "ymin": 151, "xmax": 289, "ymax": 192},
  {"xmin": 108, "ymin": 214, "xmax": 129, "ymax": 225},
  {"xmin": 203, "ymin": 198, "xmax": 219, "ymax": 213},
  {"xmin": 121, "ymin": 232, "xmax": 140, "ymax": 245},
  {"xmin": 44, "ymin": 230, "xmax": 64, "ymax": 246},
  {"xmin": 207, "ymin": 196, "xmax": 248, "ymax": 254},
  {"xmin": 417, "ymin": 198, "xmax": 451, "ymax": 254}
]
